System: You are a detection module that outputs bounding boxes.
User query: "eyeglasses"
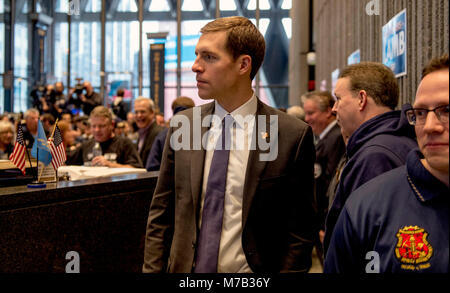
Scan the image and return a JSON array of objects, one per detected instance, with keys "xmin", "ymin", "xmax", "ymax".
[{"xmin": 405, "ymin": 104, "xmax": 449, "ymax": 126}]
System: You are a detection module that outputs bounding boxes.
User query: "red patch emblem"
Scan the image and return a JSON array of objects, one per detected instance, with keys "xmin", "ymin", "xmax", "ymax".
[{"xmin": 395, "ymin": 226, "xmax": 433, "ymax": 271}]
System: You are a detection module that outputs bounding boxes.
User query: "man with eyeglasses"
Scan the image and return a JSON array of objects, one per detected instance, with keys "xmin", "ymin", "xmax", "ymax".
[
  {"xmin": 324, "ymin": 54, "xmax": 449, "ymax": 273},
  {"xmin": 69, "ymin": 106, "xmax": 143, "ymax": 168}
]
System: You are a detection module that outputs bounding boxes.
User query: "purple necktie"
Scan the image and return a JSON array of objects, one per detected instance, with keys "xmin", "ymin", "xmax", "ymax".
[{"xmin": 194, "ymin": 115, "xmax": 232, "ymax": 273}]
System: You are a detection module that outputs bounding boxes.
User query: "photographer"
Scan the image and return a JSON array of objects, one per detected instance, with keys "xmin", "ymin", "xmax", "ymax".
[{"xmin": 67, "ymin": 80, "xmax": 102, "ymax": 116}]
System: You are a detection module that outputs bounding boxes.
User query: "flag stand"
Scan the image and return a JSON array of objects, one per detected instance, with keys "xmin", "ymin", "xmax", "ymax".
[{"xmin": 27, "ymin": 144, "xmax": 46, "ymax": 189}]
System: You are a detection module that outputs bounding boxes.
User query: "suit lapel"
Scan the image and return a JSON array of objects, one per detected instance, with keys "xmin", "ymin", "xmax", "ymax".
[
  {"xmin": 190, "ymin": 102, "xmax": 215, "ymax": 219},
  {"xmin": 242, "ymin": 99, "xmax": 271, "ymax": 228}
]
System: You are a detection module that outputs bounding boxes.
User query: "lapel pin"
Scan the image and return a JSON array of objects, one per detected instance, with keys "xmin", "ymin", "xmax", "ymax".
[{"xmin": 261, "ymin": 132, "xmax": 269, "ymax": 139}]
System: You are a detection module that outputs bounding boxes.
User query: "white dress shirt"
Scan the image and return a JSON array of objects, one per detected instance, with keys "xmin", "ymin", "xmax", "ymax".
[{"xmin": 199, "ymin": 93, "xmax": 257, "ymax": 273}]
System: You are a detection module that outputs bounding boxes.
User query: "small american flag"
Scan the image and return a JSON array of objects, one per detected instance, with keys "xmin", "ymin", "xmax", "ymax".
[
  {"xmin": 48, "ymin": 124, "xmax": 67, "ymax": 171},
  {"xmin": 9, "ymin": 124, "xmax": 27, "ymax": 175}
]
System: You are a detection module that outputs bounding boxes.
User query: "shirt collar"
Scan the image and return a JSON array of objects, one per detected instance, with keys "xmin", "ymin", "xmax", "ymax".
[
  {"xmin": 406, "ymin": 149, "xmax": 449, "ymax": 202},
  {"xmin": 214, "ymin": 93, "xmax": 257, "ymax": 129},
  {"xmin": 319, "ymin": 120, "xmax": 338, "ymax": 140},
  {"xmin": 138, "ymin": 121, "xmax": 153, "ymax": 137}
]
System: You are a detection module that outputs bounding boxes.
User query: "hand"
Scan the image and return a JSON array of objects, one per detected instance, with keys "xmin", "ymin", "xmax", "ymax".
[
  {"xmin": 319, "ymin": 230, "xmax": 325, "ymax": 244},
  {"xmin": 91, "ymin": 156, "xmax": 110, "ymax": 167},
  {"xmin": 80, "ymin": 94, "xmax": 87, "ymax": 102}
]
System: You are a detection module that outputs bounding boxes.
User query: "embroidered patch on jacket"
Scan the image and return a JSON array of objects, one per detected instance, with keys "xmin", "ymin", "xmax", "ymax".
[{"xmin": 395, "ymin": 226, "xmax": 433, "ymax": 271}]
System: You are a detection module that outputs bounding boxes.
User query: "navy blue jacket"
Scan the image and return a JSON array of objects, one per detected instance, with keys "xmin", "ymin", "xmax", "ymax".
[
  {"xmin": 324, "ymin": 149, "xmax": 449, "ymax": 273},
  {"xmin": 146, "ymin": 128, "xmax": 168, "ymax": 171},
  {"xmin": 324, "ymin": 106, "xmax": 417, "ymax": 254}
]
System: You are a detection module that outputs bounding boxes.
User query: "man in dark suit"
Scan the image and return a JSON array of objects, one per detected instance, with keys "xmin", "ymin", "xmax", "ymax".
[
  {"xmin": 302, "ymin": 91, "xmax": 346, "ymax": 264},
  {"xmin": 143, "ymin": 16, "xmax": 316, "ymax": 273},
  {"xmin": 133, "ymin": 97, "xmax": 164, "ymax": 165}
]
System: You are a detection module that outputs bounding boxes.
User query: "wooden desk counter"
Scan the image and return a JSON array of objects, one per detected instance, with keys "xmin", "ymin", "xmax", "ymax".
[{"xmin": 0, "ymin": 172, "xmax": 159, "ymax": 272}]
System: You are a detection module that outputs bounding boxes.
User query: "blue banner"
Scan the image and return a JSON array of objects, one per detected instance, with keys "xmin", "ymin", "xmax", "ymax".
[
  {"xmin": 31, "ymin": 120, "xmax": 52, "ymax": 165},
  {"xmin": 382, "ymin": 9, "xmax": 407, "ymax": 77}
]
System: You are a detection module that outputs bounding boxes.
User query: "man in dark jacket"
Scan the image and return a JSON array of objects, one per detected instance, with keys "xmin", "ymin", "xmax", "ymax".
[
  {"xmin": 146, "ymin": 96, "xmax": 195, "ymax": 171},
  {"xmin": 324, "ymin": 62, "xmax": 417, "ymax": 255},
  {"xmin": 133, "ymin": 97, "xmax": 164, "ymax": 165},
  {"xmin": 324, "ymin": 54, "xmax": 449, "ymax": 273},
  {"xmin": 302, "ymin": 90, "xmax": 345, "ymax": 263}
]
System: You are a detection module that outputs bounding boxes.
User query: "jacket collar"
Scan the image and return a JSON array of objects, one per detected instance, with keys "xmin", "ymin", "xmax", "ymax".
[{"xmin": 406, "ymin": 149, "xmax": 448, "ymax": 202}]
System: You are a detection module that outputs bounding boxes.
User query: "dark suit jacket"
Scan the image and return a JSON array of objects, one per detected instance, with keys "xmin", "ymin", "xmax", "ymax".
[
  {"xmin": 143, "ymin": 99, "xmax": 317, "ymax": 273},
  {"xmin": 314, "ymin": 122, "xmax": 345, "ymax": 230},
  {"xmin": 138, "ymin": 122, "xmax": 164, "ymax": 165}
]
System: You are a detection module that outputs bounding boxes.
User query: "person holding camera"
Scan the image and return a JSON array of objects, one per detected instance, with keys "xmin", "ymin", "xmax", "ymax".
[{"xmin": 68, "ymin": 80, "xmax": 102, "ymax": 116}]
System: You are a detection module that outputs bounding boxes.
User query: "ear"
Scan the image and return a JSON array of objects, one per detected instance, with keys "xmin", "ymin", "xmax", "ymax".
[
  {"xmin": 238, "ymin": 55, "xmax": 252, "ymax": 76},
  {"xmin": 325, "ymin": 107, "xmax": 334, "ymax": 118},
  {"xmin": 358, "ymin": 90, "xmax": 368, "ymax": 111}
]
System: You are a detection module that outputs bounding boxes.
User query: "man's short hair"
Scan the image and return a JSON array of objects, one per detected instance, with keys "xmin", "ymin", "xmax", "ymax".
[
  {"xmin": 339, "ymin": 62, "xmax": 399, "ymax": 110},
  {"xmin": 422, "ymin": 54, "xmax": 449, "ymax": 79},
  {"xmin": 41, "ymin": 113, "xmax": 55, "ymax": 125},
  {"xmin": 0, "ymin": 120, "xmax": 14, "ymax": 134},
  {"xmin": 134, "ymin": 97, "xmax": 155, "ymax": 112},
  {"xmin": 172, "ymin": 96, "xmax": 195, "ymax": 111},
  {"xmin": 287, "ymin": 105, "xmax": 305, "ymax": 121},
  {"xmin": 301, "ymin": 91, "xmax": 335, "ymax": 112},
  {"xmin": 201, "ymin": 16, "xmax": 266, "ymax": 81},
  {"xmin": 90, "ymin": 106, "xmax": 113, "ymax": 122},
  {"xmin": 24, "ymin": 108, "xmax": 39, "ymax": 119}
]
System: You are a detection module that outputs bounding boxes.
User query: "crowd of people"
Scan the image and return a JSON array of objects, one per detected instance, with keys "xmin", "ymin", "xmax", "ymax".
[
  {"xmin": 1, "ymin": 80, "xmax": 194, "ymax": 171},
  {"xmin": 1, "ymin": 16, "xmax": 448, "ymax": 274}
]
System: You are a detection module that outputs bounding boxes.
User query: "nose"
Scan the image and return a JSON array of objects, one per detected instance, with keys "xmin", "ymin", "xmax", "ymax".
[
  {"xmin": 332, "ymin": 102, "xmax": 338, "ymax": 114},
  {"xmin": 192, "ymin": 56, "xmax": 203, "ymax": 73},
  {"xmin": 305, "ymin": 115, "xmax": 311, "ymax": 124},
  {"xmin": 422, "ymin": 111, "xmax": 445, "ymax": 133}
]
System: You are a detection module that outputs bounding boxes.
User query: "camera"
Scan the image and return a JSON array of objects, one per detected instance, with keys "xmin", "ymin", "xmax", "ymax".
[{"xmin": 74, "ymin": 78, "xmax": 85, "ymax": 96}]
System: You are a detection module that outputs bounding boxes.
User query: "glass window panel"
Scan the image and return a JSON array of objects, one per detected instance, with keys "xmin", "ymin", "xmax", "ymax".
[
  {"xmin": 118, "ymin": 0, "xmax": 138, "ymax": 12},
  {"xmin": 86, "ymin": 0, "xmax": 101, "ymax": 12},
  {"xmin": 220, "ymin": 0, "xmax": 236, "ymax": 11},
  {"xmin": 250, "ymin": 18, "xmax": 270, "ymax": 36},
  {"xmin": 105, "ymin": 16, "xmax": 139, "ymax": 107},
  {"xmin": 0, "ymin": 22, "xmax": 3, "ymax": 74},
  {"xmin": 56, "ymin": 0, "xmax": 68, "ymax": 13},
  {"xmin": 281, "ymin": 0, "xmax": 292, "ymax": 10},
  {"xmin": 14, "ymin": 22, "xmax": 28, "ymax": 113},
  {"xmin": 70, "ymin": 17, "xmax": 101, "ymax": 92},
  {"xmin": 22, "ymin": 1, "xmax": 29, "ymax": 13},
  {"xmin": 182, "ymin": 0, "xmax": 203, "ymax": 11},
  {"xmin": 149, "ymin": 0, "xmax": 170, "ymax": 12},
  {"xmin": 0, "ymin": 76, "xmax": 3, "ymax": 113},
  {"xmin": 54, "ymin": 22, "xmax": 68, "ymax": 85},
  {"xmin": 0, "ymin": 0, "xmax": 4, "ymax": 13},
  {"xmin": 247, "ymin": 0, "xmax": 271, "ymax": 10},
  {"xmin": 282, "ymin": 18, "xmax": 292, "ymax": 39},
  {"xmin": 14, "ymin": 78, "xmax": 28, "ymax": 113}
]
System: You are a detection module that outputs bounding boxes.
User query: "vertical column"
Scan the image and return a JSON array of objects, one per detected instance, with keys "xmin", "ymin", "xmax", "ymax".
[
  {"xmin": 288, "ymin": 0, "xmax": 310, "ymax": 106},
  {"xmin": 67, "ymin": 0, "xmax": 71, "ymax": 91},
  {"xmin": 100, "ymin": 0, "xmax": 105, "ymax": 105},
  {"xmin": 215, "ymin": 0, "xmax": 220, "ymax": 18},
  {"xmin": 138, "ymin": 0, "xmax": 143, "ymax": 96},
  {"xmin": 176, "ymin": 0, "xmax": 181, "ymax": 98},
  {"xmin": 3, "ymin": 0, "xmax": 15, "ymax": 112}
]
